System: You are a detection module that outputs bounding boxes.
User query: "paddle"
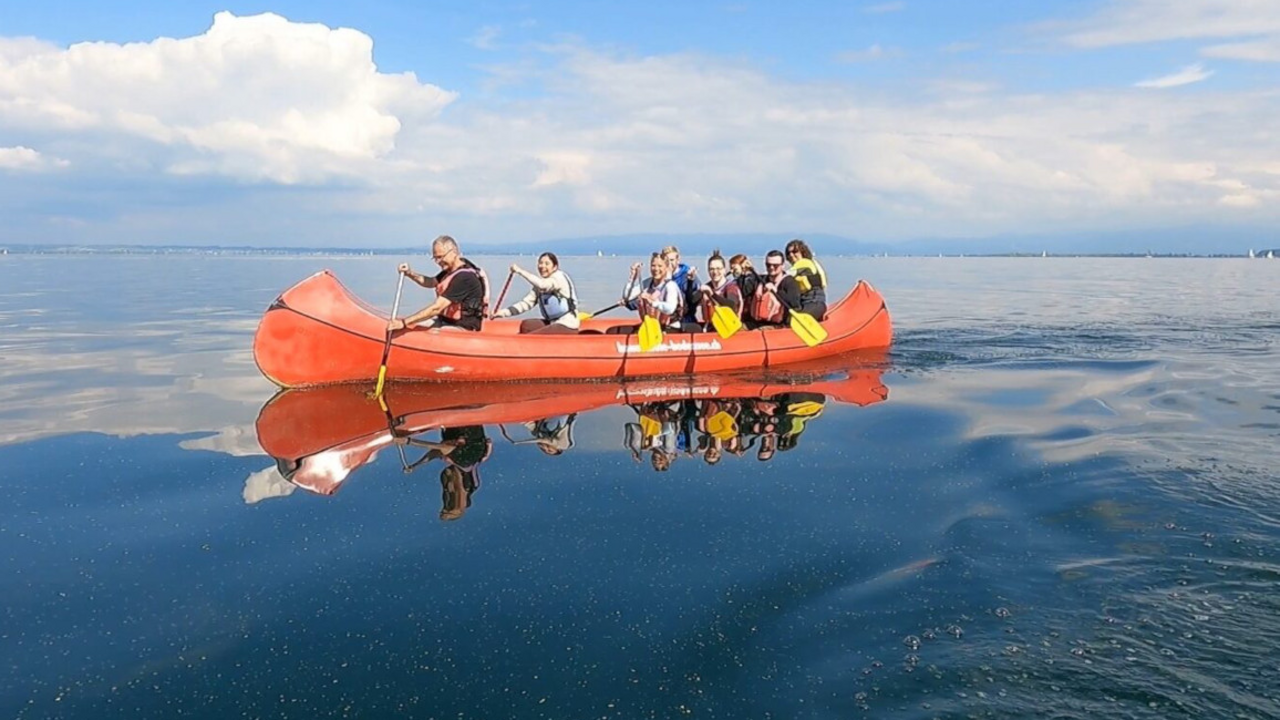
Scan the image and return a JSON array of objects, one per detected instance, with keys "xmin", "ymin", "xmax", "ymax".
[
  {"xmin": 787, "ymin": 309, "xmax": 828, "ymax": 346},
  {"xmin": 578, "ymin": 302, "xmax": 621, "ymax": 321},
  {"xmin": 765, "ymin": 284, "xmax": 827, "ymax": 347},
  {"xmin": 638, "ymin": 413, "xmax": 662, "ymax": 438},
  {"xmin": 638, "ymin": 315, "xmax": 663, "ymax": 352},
  {"xmin": 705, "ymin": 293, "xmax": 743, "ymax": 340},
  {"xmin": 373, "ymin": 270, "xmax": 407, "ymax": 401},
  {"xmin": 705, "ymin": 410, "xmax": 738, "ymax": 441},
  {"xmin": 491, "ymin": 269, "xmax": 515, "ymax": 319}
]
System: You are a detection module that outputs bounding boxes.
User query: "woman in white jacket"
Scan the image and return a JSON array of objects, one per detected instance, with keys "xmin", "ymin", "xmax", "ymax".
[{"xmin": 492, "ymin": 252, "xmax": 581, "ymax": 334}]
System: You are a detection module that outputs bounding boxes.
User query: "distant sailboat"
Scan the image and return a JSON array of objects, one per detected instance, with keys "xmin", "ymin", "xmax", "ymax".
[
  {"xmin": 1269, "ymin": 251, "xmax": 1276, "ymax": 259},
  {"xmin": 1249, "ymin": 249, "xmax": 1256, "ymax": 259},
  {"xmin": 597, "ymin": 250, "xmax": 603, "ymax": 257},
  {"xmin": 1041, "ymin": 251, "xmax": 1047, "ymax": 258}
]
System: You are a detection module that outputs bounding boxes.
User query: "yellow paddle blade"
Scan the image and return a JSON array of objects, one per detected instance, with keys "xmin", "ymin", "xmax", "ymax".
[
  {"xmin": 710, "ymin": 305, "xmax": 742, "ymax": 340},
  {"xmin": 706, "ymin": 411, "xmax": 738, "ymax": 441},
  {"xmin": 639, "ymin": 415, "xmax": 661, "ymax": 438},
  {"xmin": 577, "ymin": 311, "xmax": 591, "ymax": 321},
  {"xmin": 788, "ymin": 310, "xmax": 828, "ymax": 347},
  {"xmin": 787, "ymin": 400, "xmax": 825, "ymax": 417},
  {"xmin": 638, "ymin": 315, "xmax": 663, "ymax": 352}
]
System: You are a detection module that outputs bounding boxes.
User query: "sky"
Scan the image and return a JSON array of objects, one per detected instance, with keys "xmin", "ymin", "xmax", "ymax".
[{"xmin": 1, "ymin": 0, "xmax": 1279, "ymax": 249}]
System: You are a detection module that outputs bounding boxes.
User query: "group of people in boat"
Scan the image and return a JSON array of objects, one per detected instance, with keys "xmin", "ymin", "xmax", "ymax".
[{"xmin": 388, "ymin": 234, "xmax": 829, "ymax": 336}]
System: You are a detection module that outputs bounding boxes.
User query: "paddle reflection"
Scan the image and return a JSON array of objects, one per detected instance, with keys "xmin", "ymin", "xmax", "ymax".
[{"xmin": 254, "ymin": 354, "xmax": 889, "ymax": 520}]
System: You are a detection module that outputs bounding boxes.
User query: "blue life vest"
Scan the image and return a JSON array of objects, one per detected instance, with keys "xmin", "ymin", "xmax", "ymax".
[{"xmin": 537, "ymin": 270, "xmax": 578, "ymax": 322}]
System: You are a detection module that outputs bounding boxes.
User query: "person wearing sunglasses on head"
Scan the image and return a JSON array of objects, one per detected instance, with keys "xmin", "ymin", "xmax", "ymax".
[
  {"xmin": 389, "ymin": 235, "xmax": 491, "ymax": 333},
  {"xmin": 781, "ymin": 238, "xmax": 828, "ymax": 321}
]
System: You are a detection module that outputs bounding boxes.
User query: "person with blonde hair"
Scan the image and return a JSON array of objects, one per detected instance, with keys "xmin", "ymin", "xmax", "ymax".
[
  {"xmin": 616, "ymin": 252, "xmax": 686, "ymax": 332},
  {"xmin": 662, "ymin": 245, "xmax": 701, "ymax": 326}
]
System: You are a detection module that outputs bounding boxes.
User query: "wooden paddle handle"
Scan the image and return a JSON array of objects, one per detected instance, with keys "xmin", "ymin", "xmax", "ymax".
[{"xmin": 491, "ymin": 270, "xmax": 515, "ymax": 318}]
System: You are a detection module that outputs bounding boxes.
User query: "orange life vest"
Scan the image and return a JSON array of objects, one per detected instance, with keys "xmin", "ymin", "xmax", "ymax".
[
  {"xmin": 436, "ymin": 260, "xmax": 491, "ymax": 323},
  {"xmin": 750, "ymin": 282, "xmax": 785, "ymax": 324},
  {"xmin": 637, "ymin": 278, "xmax": 682, "ymax": 328},
  {"xmin": 700, "ymin": 279, "xmax": 742, "ymax": 325}
]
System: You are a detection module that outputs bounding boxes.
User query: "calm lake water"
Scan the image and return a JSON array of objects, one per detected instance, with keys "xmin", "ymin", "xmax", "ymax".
[{"xmin": 2, "ymin": 254, "xmax": 1278, "ymax": 719}]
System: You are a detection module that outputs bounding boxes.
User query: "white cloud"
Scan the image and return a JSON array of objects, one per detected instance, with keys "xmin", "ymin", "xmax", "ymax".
[
  {"xmin": 1202, "ymin": 37, "xmax": 1280, "ymax": 61},
  {"xmin": 1058, "ymin": 0, "xmax": 1280, "ymax": 64},
  {"xmin": 0, "ymin": 12, "xmax": 456, "ymax": 184},
  {"xmin": 2, "ymin": 12, "xmax": 1279, "ymax": 245},
  {"xmin": 0, "ymin": 145, "xmax": 67, "ymax": 170},
  {"xmin": 835, "ymin": 44, "xmax": 903, "ymax": 62},
  {"xmin": 469, "ymin": 25, "xmax": 501, "ymax": 50},
  {"xmin": 1060, "ymin": 0, "xmax": 1280, "ymax": 48},
  {"xmin": 1134, "ymin": 63, "xmax": 1214, "ymax": 88}
]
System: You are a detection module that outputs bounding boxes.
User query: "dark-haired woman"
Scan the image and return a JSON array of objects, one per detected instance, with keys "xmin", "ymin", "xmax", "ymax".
[
  {"xmin": 782, "ymin": 238, "xmax": 828, "ymax": 320},
  {"xmin": 492, "ymin": 252, "xmax": 581, "ymax": 333}
]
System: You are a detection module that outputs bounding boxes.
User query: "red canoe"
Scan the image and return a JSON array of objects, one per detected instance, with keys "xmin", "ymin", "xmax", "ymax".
[
  {"xmin": 253, "ymin": 270, "xmax": 892, "ymax": 387},
  {"xmin": 256, "ymin": 357, "xmax": 890, "ymax": 465}
]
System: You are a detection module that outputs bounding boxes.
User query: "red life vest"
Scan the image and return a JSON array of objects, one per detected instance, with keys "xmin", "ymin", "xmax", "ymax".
[
  {"xmin": 637, "ymin": 278, "xmax": 681, "ymax": 328},
  {"xmin": 750, "ymin": 282, "xmax": 785, "ymax": 324},
  {"xmin": 700, "ymin": 279, "xmax": 742, "ymax": 325},
  {"xmin": 436, "ymin": 260, "xmax": 491, "ymax": 323}
]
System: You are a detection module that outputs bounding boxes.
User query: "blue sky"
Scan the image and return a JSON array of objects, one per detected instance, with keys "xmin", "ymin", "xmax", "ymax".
[{"xmin": 2, "ymin": 0, "xmax": 1279, "ymax": 248}]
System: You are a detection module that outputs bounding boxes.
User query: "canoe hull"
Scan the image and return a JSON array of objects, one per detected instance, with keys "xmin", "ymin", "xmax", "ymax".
[{"xmin": 253, "ymin": 270, "xmax": 892, "ymax": 387}]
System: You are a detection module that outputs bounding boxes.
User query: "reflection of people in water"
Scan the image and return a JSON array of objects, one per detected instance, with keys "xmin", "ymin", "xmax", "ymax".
[
  {"xmin": 620, "ymin": 391, "xmax": 829, "ymax": 471},
  {"xmin": 397, "ymin": 425, "xmax": 492, "ymax": 521},
  {"xmin": 506, "ymin": 414, "xmax": 577, "ymax": 456},
  {"xmin": 775, "ymin": 392, "xmax": 826, "ymax": 452},
  {"xmin": 624, "ymin": 401, "xmax": 680, "ymax": 471}
]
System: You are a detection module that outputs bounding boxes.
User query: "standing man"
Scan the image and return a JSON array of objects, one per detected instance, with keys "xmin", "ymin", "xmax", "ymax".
[{"xmin": 389, "ymin": 235, "xmax": 490, "ymax": 332}]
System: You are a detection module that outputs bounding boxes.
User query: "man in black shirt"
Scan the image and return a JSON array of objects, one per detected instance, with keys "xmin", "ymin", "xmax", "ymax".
[{"xmin": 389, "ymin": 235, "xmax": 488, "ymax": 332}]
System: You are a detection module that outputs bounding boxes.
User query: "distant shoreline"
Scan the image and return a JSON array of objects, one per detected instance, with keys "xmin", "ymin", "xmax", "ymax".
[{"xmin": 0, "ymin": 246, "xmax": 1272, "ymax": 259}]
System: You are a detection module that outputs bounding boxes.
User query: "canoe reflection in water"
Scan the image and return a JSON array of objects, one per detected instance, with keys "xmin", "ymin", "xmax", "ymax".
[{"xmin": 255, "ymin": 352, "xmax": 889, "ymax": 520}]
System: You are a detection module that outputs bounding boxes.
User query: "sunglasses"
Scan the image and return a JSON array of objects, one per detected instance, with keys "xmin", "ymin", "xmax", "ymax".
[{"xmin": 766, "ymin": 262, "xmax": 783, "ymax": 269}]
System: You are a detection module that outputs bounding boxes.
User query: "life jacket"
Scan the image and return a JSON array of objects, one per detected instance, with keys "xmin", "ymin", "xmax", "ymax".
[
  {"xmin": 436, "ymin": 259, "xmax": 491, "ymax": 323},
  {"xmin": 700, "ymin": 278, "xmax": 741, "ymax": 325},
  {"xmin": 537, "ymin": 270, "xmax": 578, "ymax": 322},
  {"xmin": 750, "ymin": 281, "xmax": 785, "ymax": 324},
  {"xmin": 790, "ymin": 258, "xmax": 827, "ymax": 309},
  {"xmin": 638, "ymin": 277, "xmax": 682, "ymax": 328}
]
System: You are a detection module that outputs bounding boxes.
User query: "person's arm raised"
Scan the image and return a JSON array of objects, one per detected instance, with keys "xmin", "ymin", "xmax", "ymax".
[{"xmin": 398, "ymin": 263, "xmax": 438, "ymax": 288}]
